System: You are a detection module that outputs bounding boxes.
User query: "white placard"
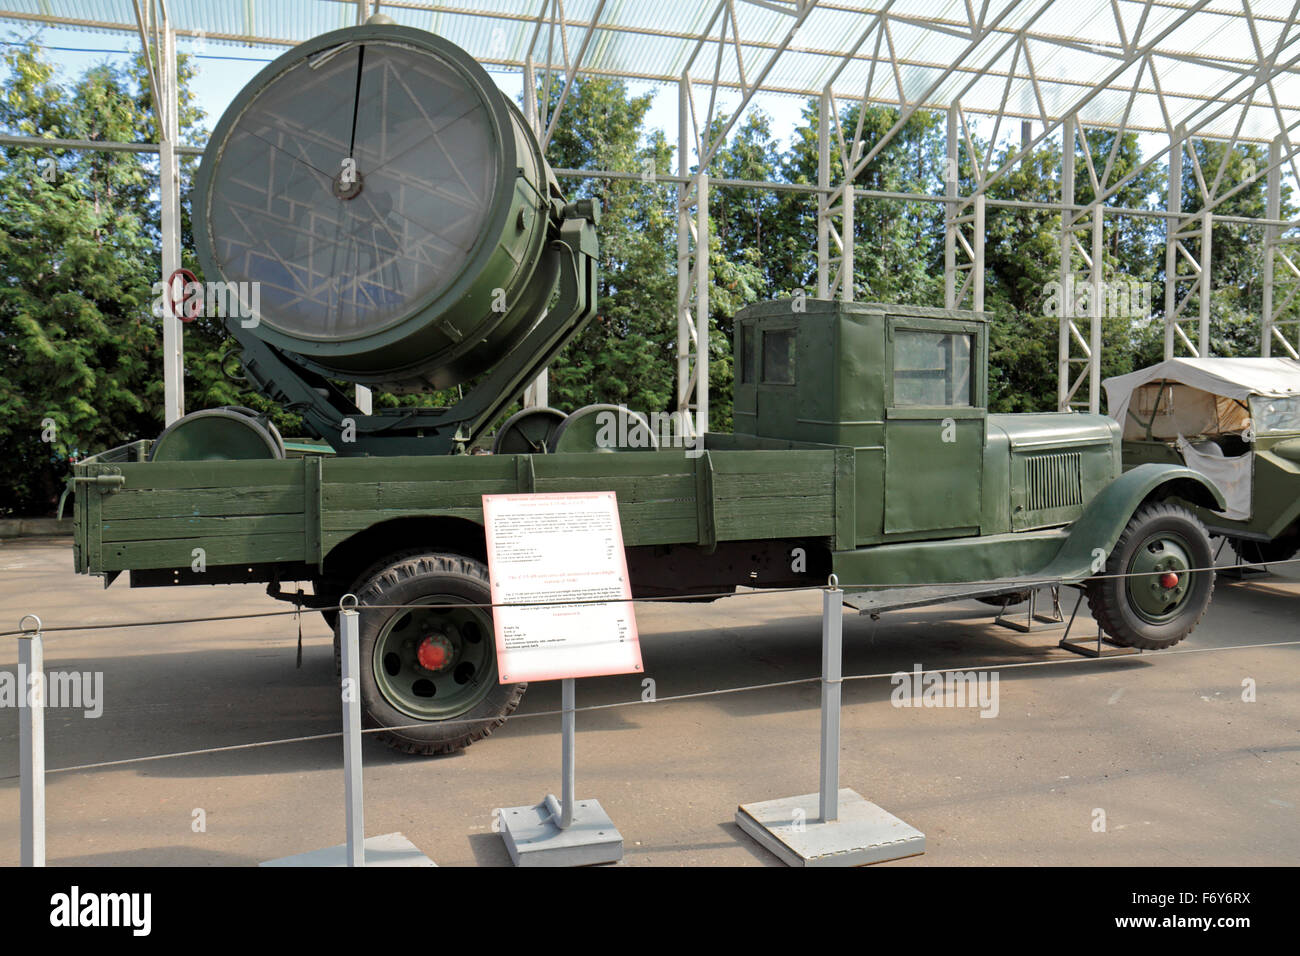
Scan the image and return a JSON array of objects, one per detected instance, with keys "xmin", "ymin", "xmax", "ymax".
[{"xmin": 482, "ymin": 491, "xmax": 643, "ymax": 683}]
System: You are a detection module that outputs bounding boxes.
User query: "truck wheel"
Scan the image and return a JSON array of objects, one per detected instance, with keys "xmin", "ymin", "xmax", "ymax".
[
  {"xmin": 1085, "ymin": 502, "xmax": 1214, "ymax": 650},
  {"xmin": 1232, "ymin": 537, "xmax": 1300, "ymax": 566},
  {"xmin": 347, "ymin": 552, "xmax": 525, "ymax": 755}
]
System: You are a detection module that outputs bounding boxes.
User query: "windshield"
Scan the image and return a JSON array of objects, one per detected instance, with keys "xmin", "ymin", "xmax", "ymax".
[{"xmin": 1249, "ymin": 394, "xmax": 1300, "ymax": 433}]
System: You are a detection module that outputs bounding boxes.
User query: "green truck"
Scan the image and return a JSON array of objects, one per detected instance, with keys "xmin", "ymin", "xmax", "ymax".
[
  {"xmin": 69, "ymin": 21, "xmax": 1225, "ymax": 755},
  {"xmin": 1105, "ymin": 357, "xmax": 1300, "ymax": 563}
]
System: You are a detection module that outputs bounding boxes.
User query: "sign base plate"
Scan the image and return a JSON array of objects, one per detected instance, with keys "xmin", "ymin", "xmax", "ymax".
[
  {"xmin": 498, "ymin": 796, "xmax": 622, "ymax": 867},
  {"xmin": 260, "ymin": 832, "xmax": 436, "ymax": 867},
  {"xmin": 736, "ymin": 789, "xmax": 924, "ymax": 867}
]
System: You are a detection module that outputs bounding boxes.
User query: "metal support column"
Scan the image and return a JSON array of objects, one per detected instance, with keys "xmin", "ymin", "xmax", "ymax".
[
  {"xmin": 1058, "ymin": 116, "xmax": 1075, "ymax": 411},
  {"xmin": 157, "ymin": 18, "xmax": 183, "ymax": 425},
  {"xmin": 522, "ymin": 55, "xmax": 549, "ymax": 410},
  {"xmin": 973, "ymin": 193, "xmax": 985, "ymax": 313},
  {"xmin": 945, "ymin": 105, "xmax": 959, "ymax": 309},
  {"xmin": 1164, "ymin": 131, "xmax": 1183, "ymax": 360},
  {"xmin": 1089, "ymin": 206, "xmax": 1104, "ymax": 414},
  {"xmin": 676, "ymin": 75, "xmax": 694, "ymax": 428},
  {"xmin": 1200, "ymin": 211, "xmax": 1213, "ymax": 357},
  {"xmin": 695, "ymin": 171, "xmax": 710, "ymax": 436},
  {"xmin": 818, "ymin": 90, "xmax": 831, "ymax": 300},
  {"xmin": 1263, "ymin": 136, "xmax": 1281, "ymax": 357}
]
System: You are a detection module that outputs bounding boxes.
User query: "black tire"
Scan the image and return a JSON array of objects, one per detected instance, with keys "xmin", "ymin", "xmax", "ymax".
[
  {"xmin": 1231, "ymin": 536, "xmax": 1300, "ymax": 566},
  {"xmin": 348, "ymin": 552, "xmax": 526, "ymax": 755},
  {"xmin": 1085, "ymin": 501, "xmax": 1214, "ymax": 650},
  {"xmin": 976, "ymin": 591, "xmax": 1032, "ymax": 608}
]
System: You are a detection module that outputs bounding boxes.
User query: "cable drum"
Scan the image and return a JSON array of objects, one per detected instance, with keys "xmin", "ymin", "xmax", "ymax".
[{"xmin": 193, "ymin": 23, "xmax": 561, "ymax": 393}]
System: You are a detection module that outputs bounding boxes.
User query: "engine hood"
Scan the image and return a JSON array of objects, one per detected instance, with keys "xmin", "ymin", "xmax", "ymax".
[{"xmin": 989, "ymin": 412, "xmax": 1119, "ymax": 451}]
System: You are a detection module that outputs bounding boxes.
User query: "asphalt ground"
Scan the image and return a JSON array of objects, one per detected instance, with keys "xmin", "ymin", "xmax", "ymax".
[{"xmin": 0, "ymin": 536, "xmax": 1296, "ymax": 866}]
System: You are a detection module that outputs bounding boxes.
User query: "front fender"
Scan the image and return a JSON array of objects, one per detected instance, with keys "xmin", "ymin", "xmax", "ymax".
[{"xmin": 1042, "ymin": 464, "xmax": 1226, "ymax": 581}]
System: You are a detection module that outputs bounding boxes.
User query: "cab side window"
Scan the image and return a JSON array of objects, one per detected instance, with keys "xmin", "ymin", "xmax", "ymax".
[{"xmin": 893, "ymin": 330, "xmax": 973, "ymax": 406}]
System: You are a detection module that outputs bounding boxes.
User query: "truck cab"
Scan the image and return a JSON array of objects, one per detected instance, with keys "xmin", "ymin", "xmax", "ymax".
[{"xmin": 733, "ymin": 299, "xmax": 1121, "ymax": 548}]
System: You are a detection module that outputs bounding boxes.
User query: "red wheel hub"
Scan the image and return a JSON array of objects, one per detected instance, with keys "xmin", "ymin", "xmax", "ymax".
[
  {"xmin": 1159, "ymin": 571, "xmax": 1180, "ymax": 589},
  {"xmin": 417, "ymin": 634, "xmax": 454, "ymax": 672}
]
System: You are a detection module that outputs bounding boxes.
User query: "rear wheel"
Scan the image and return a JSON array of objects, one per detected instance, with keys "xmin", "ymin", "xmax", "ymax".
[
  {"xmin": 1085, "ymin": 501, "xmax": 1214, "ymax": 650},
  {"xmin": 346, "ymin": 552, "xmax": 525, "ymax": 755},
  {"xmin": 1231, "ymin": 536, "xmax": 1300, "ymax": 566}
]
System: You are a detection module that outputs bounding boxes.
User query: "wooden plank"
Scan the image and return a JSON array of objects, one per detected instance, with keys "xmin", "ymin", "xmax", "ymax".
[
  {"xmin": 534, "ymin": 474, "xmax": 694, "ymax": 503},
  {"xmin": 102, "ymin": 532, "xmax": 306, "ymax": 571},
  {"xmin": 323, "ymin": 508, "xmax": 484, "ymax": 533},
  {"xmin": 325, "ymin": 455, "xmax": 516, "ymax": 483},
  {"xmin": 709, "ymin": 450, "xmax": 836, "ymax": 476},
  {"xmin": 535, "ymin": 450, "xmax": 695, "ymax": 479},
  {"xmin": 114, "ymin": 459, "xmax": 304, "ymax": 490},
  {"xmin": 713, "ymin": 473, "xmax": 835, "ymax": 497},
  {"xmin": 323, "ymin": 479, "xmax": 517, "ymax": 510},
  {"xmin": 102, "ymin": 514, "xmax": 305, "ymax": 542},
  {"xmin": 101, "ymin": 487, "xmax": 305, "ymax": 519}
]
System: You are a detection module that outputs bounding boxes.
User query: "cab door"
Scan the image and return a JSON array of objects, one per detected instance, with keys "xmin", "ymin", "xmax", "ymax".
[{"xmin": 883, "ymin": 319, "xmax": 986, "ymax": 536}]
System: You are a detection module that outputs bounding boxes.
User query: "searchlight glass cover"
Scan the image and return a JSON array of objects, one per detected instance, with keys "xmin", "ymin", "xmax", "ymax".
[{"xmin": 205, "ymin": 39, "xmax": 499, "ymax": 341}]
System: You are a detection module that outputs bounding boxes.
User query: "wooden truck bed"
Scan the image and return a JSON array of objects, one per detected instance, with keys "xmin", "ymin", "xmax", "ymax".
[{"xmin": 72, "ymin": 442, "xmax": 856, "ymax": 579}]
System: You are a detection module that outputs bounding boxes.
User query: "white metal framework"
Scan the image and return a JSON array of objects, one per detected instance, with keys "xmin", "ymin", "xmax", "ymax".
[{"xmin": 4, "ymin": 1, "xmax": 1300, "ymax": 421}]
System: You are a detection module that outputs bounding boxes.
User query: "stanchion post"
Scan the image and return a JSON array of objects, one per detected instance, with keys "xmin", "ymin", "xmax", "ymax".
[
  {"xmin": 735, "ymin": 576, "xmax": 925, "ymax": 866},
  {"xmin": 339, "ymin": 598, "xmax": 365, "ymax": 867},
  {"xmin": 560, "ymin": 677, "xmax": 575, "ymax": 829},
  {"xmin": 18, "ymin": 614, "xmax": 45, "ymax": 867},
  {"xmin": 819, "ymin": 578, "xmax": 843, "ymax": 823}
]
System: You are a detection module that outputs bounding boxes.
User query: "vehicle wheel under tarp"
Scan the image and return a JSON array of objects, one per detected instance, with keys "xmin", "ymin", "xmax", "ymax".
[
  {"xmin": 1231, "ymin": 536, "xmax": 1300, "ymax": 567},
  {"xmin": 975, "ymin": 591, "xmax": 1032, "ymax": 608},
  {"xmin": 1085, "ymin": 501, "xmax": 1214, "ymax": 650},
  {"xmin": 346, "ymin": 552, "xmax": 525, "ymax": 755}
]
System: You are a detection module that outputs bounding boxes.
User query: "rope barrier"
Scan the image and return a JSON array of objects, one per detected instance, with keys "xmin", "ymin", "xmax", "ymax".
[
  {"xmin": 2, "ymin": 636, "xmax": 1295, "ymax": 781},
  {"xmin": 3, "ymin": 554, "xmax": 1296, "ymax": 639}
]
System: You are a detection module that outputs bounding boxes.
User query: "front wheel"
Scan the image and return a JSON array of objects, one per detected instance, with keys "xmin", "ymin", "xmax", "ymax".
[
  {"xmin": 348, "ymin": 552, "xmax": 525, "ymax": 755},
  {"xmin": 1085, "ymin": 501, "xmax": 1214, "ymax": 650}
]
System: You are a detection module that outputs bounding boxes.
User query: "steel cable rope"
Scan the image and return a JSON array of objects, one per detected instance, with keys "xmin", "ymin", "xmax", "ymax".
[
  {"xmin": 1, "ymin": 636, "xmax": 1297, "ymax": 782},
  {"xmin": 4, "ymin": 554, "xmax": 1299, "ymax": 638}
]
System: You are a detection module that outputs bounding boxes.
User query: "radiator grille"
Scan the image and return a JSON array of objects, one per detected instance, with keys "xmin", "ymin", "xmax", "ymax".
[{"xmin": 1025, "ymin": 452, "xmax": 1083, "ymax": 511}]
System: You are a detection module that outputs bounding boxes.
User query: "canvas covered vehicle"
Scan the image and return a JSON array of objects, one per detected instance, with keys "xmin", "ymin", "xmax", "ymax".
[{"xmin": 1104, "ymin": 357, "xmax": 1300, "ymax": 564}]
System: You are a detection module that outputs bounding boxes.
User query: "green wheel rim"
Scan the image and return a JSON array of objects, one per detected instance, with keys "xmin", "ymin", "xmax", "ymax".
[
  {"xmin": 1125, "ymin": 532, "xmax": 1194, "ymax": 624},
  {"xmin": 372, "ymin": 595, "xmax": 496, "ymax": 719}
]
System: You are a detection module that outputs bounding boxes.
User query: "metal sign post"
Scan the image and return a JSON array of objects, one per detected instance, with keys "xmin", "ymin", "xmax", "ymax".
[
  {"xmin": 736, "ymin": 577, "xmax": 925, "ymax": 866},
  {"xmin": 497, "ymin": 675, "xmax": 622, "ymax": 867},
  {"xmin": 18, "ymin": 614, "xmax": 45, "ymax": 867},
  {"xmin": 483, "ymin": 491, "xmax": 641, "ymax": 866}
]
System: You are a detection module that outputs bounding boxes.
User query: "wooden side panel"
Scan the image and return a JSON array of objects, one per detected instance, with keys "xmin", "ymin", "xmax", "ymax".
[
  {"xmin": 710, "ymin": 450, "xmax": 837, "ymax": 540},
  {"xmin": 97, "ymin": 459, "xmax": 306, "ymax": 572},
  {"xmin": 83, "ymin": 448, "xmax": 845, "ymax": 575}
]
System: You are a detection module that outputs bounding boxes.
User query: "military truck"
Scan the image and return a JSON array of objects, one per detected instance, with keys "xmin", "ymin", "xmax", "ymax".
[
  {"xmin": 68, "ymin": 21, "xmax": 1224, "ymax": 755},
  {"xmin": 1105, "ymin": 357, "xmax": 1300, "ymax": 564}
]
